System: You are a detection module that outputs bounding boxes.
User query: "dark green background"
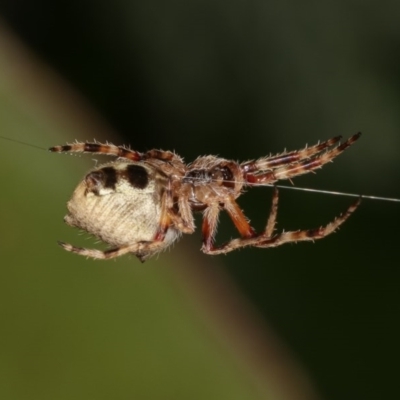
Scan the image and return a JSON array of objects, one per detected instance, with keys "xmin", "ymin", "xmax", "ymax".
[{"xmin": 1, "ymin": 1, "xmax": 399, "ymax": 399}]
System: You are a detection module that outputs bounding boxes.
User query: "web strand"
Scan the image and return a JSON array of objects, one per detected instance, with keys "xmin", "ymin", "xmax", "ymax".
[
  {"xmin": 0, "ymin": 135, "xmax": 47, "ymax": 151},
  {"xmin": 187, "ymin": 175, "xmax": 400, "ymax": 203},
  {"xmin": 266, "ymin": 184, "xmax": 400, "ymax": 203}
]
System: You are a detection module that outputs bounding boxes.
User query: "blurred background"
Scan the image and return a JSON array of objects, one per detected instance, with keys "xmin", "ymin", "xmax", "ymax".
[{"xmin": 0, "ymin": 1, "xmax": 399, "ymax": 399}]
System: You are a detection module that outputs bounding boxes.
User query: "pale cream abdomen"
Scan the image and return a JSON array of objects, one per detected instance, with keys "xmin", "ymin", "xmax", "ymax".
[{"xmin": 64, "ymin": 164, "xmax": 180, "ymax": 255}]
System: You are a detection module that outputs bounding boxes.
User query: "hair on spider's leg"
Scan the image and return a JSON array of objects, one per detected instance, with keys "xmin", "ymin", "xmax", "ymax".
[
  {"xmin": 201, "ymin": 204, "xmax": 221, "ymax": 253},
  {"xmin": 256, "ymin": 196, "xmax": 362, "ymax": 248},
  {"xmin": 201, "ymin": 197, "xmax": 257, "ymax": 255},
  {"xmin": 57, "ymin": 240, "xmax": 162, "ymax": 261},
  {"xmin": 57, "ymin": 241, "xmax": 125, "ymax": 259},
  {"xmin": 243, "ymin": 133, "xmax": 362, "ymax": 186},
  {"xmin": 202, "ymin": 197, "xmax": 361, "ymax": 255},
  {"xmin": 272, "ymin": 133, "xmax": 362, "ymax": 181},
  {"xmin": 49, "ymin": 142, "xmax": 143, "ymax": 161},
  {"xmin": 264, "ymin": 186, "xmax": 279, "ymax": 237},
  {"xmin": 241, "ymin": 135, "xmax": 343, "ymax": 173},
  {"xmin": 224, "ymin": 197, "xmax": 257, "ymax": 238}
]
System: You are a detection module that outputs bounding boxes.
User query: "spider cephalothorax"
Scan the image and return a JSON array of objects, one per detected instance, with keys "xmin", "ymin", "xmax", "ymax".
[{"xmin": 50, "ymin": 133, "xmax": 361, "ymax": 261}]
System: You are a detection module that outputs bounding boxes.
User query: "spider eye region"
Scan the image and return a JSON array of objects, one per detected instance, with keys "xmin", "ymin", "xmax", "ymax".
[{"xmin": 210, "ymin": 166, "xmax": 234, "ymax": 186}]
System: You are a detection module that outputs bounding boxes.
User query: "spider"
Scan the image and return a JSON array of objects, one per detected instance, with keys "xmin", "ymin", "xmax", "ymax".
[{"xmin": 50, "ymin": 133, "xmax": 361, "ymax": 261}]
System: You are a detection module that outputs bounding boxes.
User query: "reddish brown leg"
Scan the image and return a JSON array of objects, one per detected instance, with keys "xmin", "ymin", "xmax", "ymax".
[
  {"xmin": 203, "ymin": 197, "xmax": 360, "ymax": 255},
  {"xmin": 241, "ymin": 135, "xmax": 342, "ymax": 172},
  {"xmin": 202, "ymin": 197, "xmax": 257, "ymax": 254},
  {"xmin": 49, "ymin": 142, "xmax": 144, "ymax": 161},
  {"xmin": 244, "ymin": 133, "xmax": 361, "ymax": 185},
  {"xmin": 224, "ymin": 198, "xmax": 257, "ymax": 238},
  {"xmin": 144, "ymin": 149, "xmax": 177, "ymax": 161},
  {"xmin": 50, "ymin": 142, "xmax": 184, "ymax": 165},
  {"xmin": 255, "ymin": 197, "xmax": 361, "ymax": 248}
]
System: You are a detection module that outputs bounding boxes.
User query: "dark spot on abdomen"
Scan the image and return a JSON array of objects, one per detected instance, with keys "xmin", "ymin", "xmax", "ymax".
[
  {"xmin": 126, "ymin": 165, "xmax": 149, "ymax": 189},
  {"xmin": 101, "ymin": 167, "xmax": 118, "ymax": 189}
]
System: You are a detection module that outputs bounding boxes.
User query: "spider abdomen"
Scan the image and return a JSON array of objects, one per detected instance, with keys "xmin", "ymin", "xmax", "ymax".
[{"xmin": 64, "ymin": 161, "xmax": 180, "ymax": 259}]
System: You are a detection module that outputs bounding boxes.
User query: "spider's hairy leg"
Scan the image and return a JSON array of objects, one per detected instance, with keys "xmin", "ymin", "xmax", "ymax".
[
  {"xmin": 241, "ymin": 135, "xmax": 342, "ymax": 172},
  {"xmin": 255, "ymin": 197, "xmax": 361, "ymax": 249},
  {"xmin": 224, "ymin": 198, "xmax": 257, "ymax": 238},
  {"xmin": 243, "ymin": 132, "xmax": 361, "ymax": 185},
  {"xmin": 264, "ymin": 186, "xmax": 279, "ymax": 237},
  {"xmin": 202, "ymin": 197, "xmax": 256, "ymax": 253},
  {"xmin": 168, "ymin": 182, "xmax": 196, "ymax": 234},
  {"xmin": 144, "ymin": 149, "xmax": 180, "ymax": 162},
  {"xmin": 58, "ymin": 240, "xmax": 164, "ymax": 262},
  {"xmin": 153, "ymin": 187, "xmax": 176, "ymax": 241},
  {"xmin": 49, "ymin": 142, "xmax": 143, "ymax": 161},
  {"xmin": 176, "ymin": 196, "xmax": 196, "ymax": 233},
  {"xmin": 201, "ymin": 203, "xmax": 221, "ymax": 251},
  {"xmin": 202, "ymin": 188, "xmax": 279, "ymax": 255},
  {"xmin": 204, "ymin": 196, "xmax": 361, "ymax": 255},
  {"xmin": 154, "ymin": 187, "xmax": 194, "ymax": 241}
]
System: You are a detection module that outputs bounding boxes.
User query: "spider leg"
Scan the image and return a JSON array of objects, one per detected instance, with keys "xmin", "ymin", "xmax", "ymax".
[
  {"xmin": 203, "ymin": 195, "xmax": 360, "ymax": 255},
  {"xmin": 241, "ymin": 135, "xmax": 342, "ymax": 172},
  {"xmin": 144, "ymin": 149, "xmax": 180, "ymax": 162},
  {"xmin": 57, "ymin": 240, "xmax": 166, "ymax": 262},
  {"xmin": 224, "ymin": 198, "xmax": 257, "ymax": 238},
  {"xmin": 175, "ymin": 195, "xmax": 196, "ymax": 233},
  {"xmin": 202, "ymin": 189, "xmax": 278, "ymax": 255},
  {"xmin": 264, "ymin": 186, "xmax": 279, "ymax": 237},
  {"xmin": 49, "ymin": 142, "xmax": 144, "ymax": 161},
  {"xmin": 156, "ymin": 183, "xmax": 195, "ymax": 237},
  {"xmin": 243, "ymin": 133, "xmax": 361, "ymax": 185},
  {"xmin": 201, "ymin": 197, "xmax": 256, "ymax": 253},
  {"xmin": 255, "ymin": 197, "xmax": 361, "ymax": 248},
  {"xmin": 201, "ymin": 204, "xmax": 220, "ymax": 252},
  {"xmin": 50, "ymin": 142, "xmax": 183, "ymax": 165},
  {"xmin": 153, "ymin": 203, "xmax": 174, "ymax": 242}
]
